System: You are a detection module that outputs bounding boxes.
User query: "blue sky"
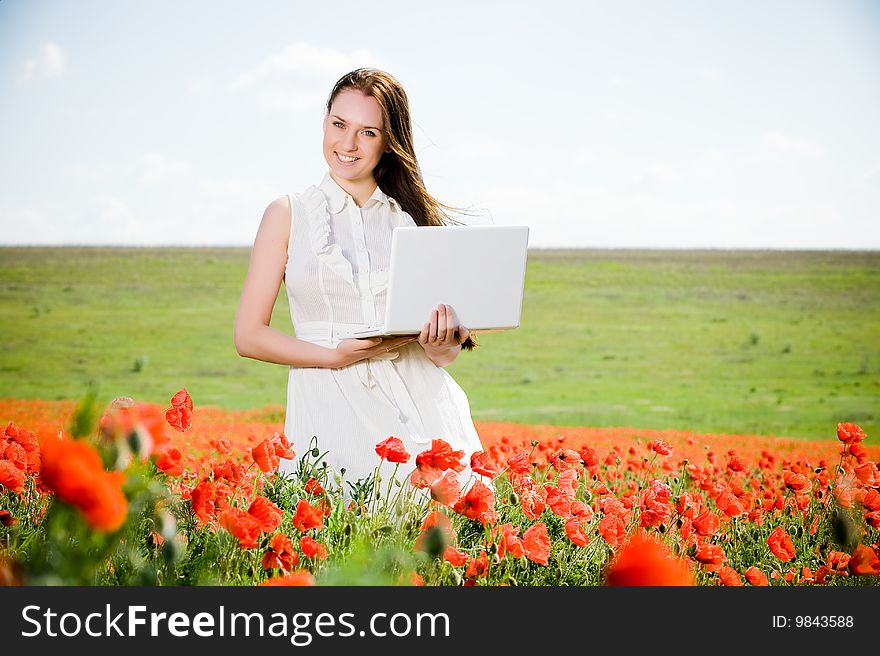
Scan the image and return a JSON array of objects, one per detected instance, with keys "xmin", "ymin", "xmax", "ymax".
[{"xmin": 1, "ymin": 0, "xmax": 878, "ymax": 248}]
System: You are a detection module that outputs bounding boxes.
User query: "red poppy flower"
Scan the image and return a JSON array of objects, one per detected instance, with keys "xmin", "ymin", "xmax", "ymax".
[
  {"xmin": 579, "ymin": 446, "xmax": 599, "ymax": 469},
  {"xmin": 4, "ymin": 422, "xmax": 39, "ymax": 453},
  {"xmin": 549, "ymin": 448, "xmax": 582, "ymax": 472},
  {"xmin": 169, "ymin": 388, "xmax": 193, "ymax": 411},
  {"xmin": 506, "ymin": 450, "xmax": 531, "ymax": 475},
  {"xmin": 470, "ymin": 451, "xmax": 500, "ymax": 478},
  {"xmin": 155, "ymin": 447, "xmax": 184, "ymax": 477},
  {"xmin": 744, "ymin": 566, "xmax": 769, "ymax": 586},
  {"xmin": 717, "ymin": 566, "xmax": 743, "ymax": 586},
  {"xmin": 251, "ymin": 438, "xmax": 280, "ymax": 473},
  {"xmin": 262, "ymin": 532, "xmax": 298, "ymax": 571},
  {"xmin": 695, "ymin": 542, "xmax": 726, "ymax": 567},
  {"xmin": 452, "ymin": 480, "xmax": 495, "ymax": 522},
  {"xmin": 522, "ymin": 522, "xmax": 551, "ymax": 566},
  {"xmin": 692, "ymin": 511, "xmax": 720, "ymax": 537},
  {"xmin": 300, "ymin": 535, "xmax": 328, "ymax": 560},
  {"xmin": 443, "ymin": 547, "xmax": 469, "ymax": 567},
  {"xmin": 545, "ymin": 485, "xmax": 575, "ymax": 517},
  {"xmin": 190, "ymin": 480, "xmax": 218, "ymax": 527},
  {"xmin": 599, "ymin": 514, "xmax": 627, "ymax": 550},
  {"xmin": 854, "ymin": 462, "xmax": 880, "ymax": 488},
  {"xmin": 375, "ymin": 436, "xmax": 411, "ymax": 464},
  {"xmin": 783, "ymin": 470, "xmax": 811, "ymax": 494},
  {"xmin": 649, "ymin": 440, "xmax": 673, "ymax": 456},
  {"xmin": 848, "ymin": 544, "xmax": 880, "ymax": 576},
  {"xmin": 165, "ymin": 390, "xmax": 193, "ymax": 433},
  {"xmin": 292, "ymin": 498, "xmax": 324, "ymax": 532},
  {"xmin": 212, "ymin": 437, "xmax": 232, "ymax": 455},
  {"xmin": 304, "ymin": 478, "xmax": 324, "ymax": 496},
  {"xmin": 715, "ymin": 490, "xmax": 744, "ymax": 517},
  {"xmin": 605, "ymin": 532, "xmax": 693, "ymax": 586},
  {"xmin": 416, "ymin": 439, "xmax": 465, "ymax": 473},
  {"xmin": 465, "ymin": 550, "xmax": 489, "ymax": 579},
  {"xmin": 247, "ymin": 496, "xmax": 284, "ymax": 533},
  {"xmin": 520, "ymin": 488, "xmax": 546, "ymax": 521},
  {"xmin": 0, "ymin": 509, "xmax": 17, "ymax": 527},
  {"xmin": 3, "ymin": 441, "xmax": 26, "ymax": 471},
  {"xmin": 767, "ymin": 526, "xmax": 796, "ymax": 562},
  {"xmin": 727, "ymin": 455, "xmax": 747, "ymax": 472},
  {"xmin": 499, "ymin": 522, "xmax": 525, "ymax": 559},
  {"xmin": 0, "ymin": 461, "xmax": 26, "ymax": 494},
  {"xmin": 260, "ymin": 570, "xmax": 315, "ymax": 586},
  {"xmin": 40, "ymin": 435, "xmax": 128, "ymax": 532},
  {"xmin": 569, "ymin": 500, "xmax": 593, "ymax": 520},
  {"xmin": 219, "ymin": 507, "xmax": 264, "ymax": 549},
  {"xmin": 430, "ymin": 470, "xmax": 461, "ymax": 506},
  {"xmin": 564, "ymin": 517, "xmax": 590, "ymax": 547},
  {"xmin": 837, "ymin": 422, "xmax": 866, "ymax": 445}
]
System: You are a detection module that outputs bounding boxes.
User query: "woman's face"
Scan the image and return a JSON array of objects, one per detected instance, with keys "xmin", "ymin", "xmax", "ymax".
[{"xmin": 322, "ymin": 89, "xmax": 389, "ymax": 186}]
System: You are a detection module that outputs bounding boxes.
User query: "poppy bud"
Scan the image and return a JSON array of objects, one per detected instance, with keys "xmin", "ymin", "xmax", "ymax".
[
  {"xmin": 659, "ymin": 523, "xmax": 667, "ymax": 534},
  {"xmin": 531, "ymin": 440, "xmax": 539, "ymax": 447},
  {"xmin": 676, "ymin": 517, "xmax": 684, "ymax": 529},
  {"xmin": 509, "ymin": 492, "xmax": 519, "ymax": 506},
  {"xmin": 451, "ymin": 570, "xmax": 462, "ymax": 586},
  {"xmin": 673, "ymin": 477, "xmax": 679, "ymax": 484},
  {"xmin": 683, "ymin": 459, "xmax": 689, "ymax": 465},
  {"xmin": 311, "ymin": 447, "xmax": 320, "ymax": 457}
]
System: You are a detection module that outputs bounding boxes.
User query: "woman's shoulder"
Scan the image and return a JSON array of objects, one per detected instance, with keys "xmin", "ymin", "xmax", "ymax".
[{"xmin": 258, "ymin": 195, "xmax": 293, "ymax": 240}]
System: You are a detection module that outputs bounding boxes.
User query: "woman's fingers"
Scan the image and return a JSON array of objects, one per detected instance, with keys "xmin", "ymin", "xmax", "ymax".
[
  {"xmin": 445, "ymin": 305, "xmax": 457, "ymax": 343},
  {"xmin": 436, "ymin": 305, "xmax": 447, "ymax": 343},
  {"xmin": 428, "ymin": 307, "xmax": 439, "ymax": 342}
]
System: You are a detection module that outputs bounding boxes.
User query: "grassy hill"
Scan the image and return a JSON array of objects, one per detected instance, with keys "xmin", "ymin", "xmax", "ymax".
[{"xmin": 1, "ymin": 246, "xmax": 877, "ymax": 440}]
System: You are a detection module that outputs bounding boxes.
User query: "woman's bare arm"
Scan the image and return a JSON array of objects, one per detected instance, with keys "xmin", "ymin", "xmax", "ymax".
[
  {"xmin": 233, "ymin": 197, "xmax": 417, "ymax": 368},
  {"xmin": 233, "ymin": 196, "xmax": 335, "ymax": 368}
]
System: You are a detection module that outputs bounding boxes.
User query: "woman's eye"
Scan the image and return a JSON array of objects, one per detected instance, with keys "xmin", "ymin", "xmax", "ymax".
[
  {"xmin": 333, "ymin": 121, "xmax": 344, "ymax": 128},
  {"xmin": 364, "ymin": 130, "xmax": 376, "ymax": 137}
]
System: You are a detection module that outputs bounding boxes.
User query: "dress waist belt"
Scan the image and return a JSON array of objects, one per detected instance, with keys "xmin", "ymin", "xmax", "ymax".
[{"xmin": 292, "ymin": 321, "xmax": 430, "ymax": 444}]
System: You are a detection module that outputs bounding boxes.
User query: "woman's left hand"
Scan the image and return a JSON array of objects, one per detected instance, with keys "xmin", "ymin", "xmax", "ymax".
[{"xmin": 418, "ymin": 304, "xmax": 469, "ymax": 364}]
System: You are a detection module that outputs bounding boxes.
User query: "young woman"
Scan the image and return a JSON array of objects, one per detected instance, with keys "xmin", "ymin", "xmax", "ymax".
[{"xmin": 234, "ymin": 68, "xmax": 485, "ymax": 495}]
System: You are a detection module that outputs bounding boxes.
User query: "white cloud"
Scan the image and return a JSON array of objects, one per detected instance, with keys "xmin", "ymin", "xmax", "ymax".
[
  {"xmin": 856, "ymin": 162, "xmax": 880, "ymax": 186},
  {"xmin": 227, "ymin": 42, "xmax": 382, "ymax": 92},
  {"xmin": 94, "ymin": 195, "xmax": 143, "ymax": 241},
  {"xmin": 136, "ymin": 153, "xmax": 191, "ymax": 187},
  {"xmin": 264, "ymin": 90, "xmax": 328, "ymax": 113},
  {"xmin": 643, "ymin": 163, "xmax": 684, "ymax": 185},
  {"xmin": 695, "ymin": 66, "xmax": 721, "ymax": 82},
  {"xmin": 19, "ymin": 42, "xmax": 66, "ymax": 82},
  {"xmin": 216, "ymin": 42, "xmax": 384, "ymax": 114},
  {"xmin": 762, "ymin": 132, "xmax": 822, "ymax": 157}
]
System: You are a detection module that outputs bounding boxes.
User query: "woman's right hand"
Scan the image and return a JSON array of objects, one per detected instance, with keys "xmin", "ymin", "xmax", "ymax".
[{"xmin": 326, "ymin": 335, "xmax": 418, "ymax": 368}]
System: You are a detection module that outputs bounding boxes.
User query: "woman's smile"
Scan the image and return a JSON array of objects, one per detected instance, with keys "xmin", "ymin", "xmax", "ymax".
[{"xmin": 334, "ymin": 151, "xmax": 360, "ymax": 165}]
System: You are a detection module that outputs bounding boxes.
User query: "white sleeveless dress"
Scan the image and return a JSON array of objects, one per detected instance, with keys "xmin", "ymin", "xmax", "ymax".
[{"xmin": 278, "ymin": 171, "xmax": 485, "ymax": 492}]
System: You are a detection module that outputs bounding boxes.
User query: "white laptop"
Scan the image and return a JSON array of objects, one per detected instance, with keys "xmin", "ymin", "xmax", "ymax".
[{"xmin": 335, "ymin": 225, "xmax": 529, "ymax": 339}]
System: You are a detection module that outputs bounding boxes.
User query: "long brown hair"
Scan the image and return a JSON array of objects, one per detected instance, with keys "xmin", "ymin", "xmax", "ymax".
[{"xmin": 326, "ymin": 68, "xmax": 478, "ymax": 351}]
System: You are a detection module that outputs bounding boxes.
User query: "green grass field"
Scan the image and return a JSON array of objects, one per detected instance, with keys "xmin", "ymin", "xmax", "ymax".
[{"xmin": 1, "ymin": 247, "xmax": 877, "ymax": 440}]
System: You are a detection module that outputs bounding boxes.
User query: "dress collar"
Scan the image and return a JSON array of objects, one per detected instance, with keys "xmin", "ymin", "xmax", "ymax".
[{"xmin": 318, "ymin": 171, "xmax": 395, "ymax": 214}]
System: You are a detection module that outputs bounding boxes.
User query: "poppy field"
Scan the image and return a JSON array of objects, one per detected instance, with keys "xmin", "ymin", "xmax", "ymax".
[{"xmin": 1, "ymin": 392, "xmax": 879, "ymax": 586}]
